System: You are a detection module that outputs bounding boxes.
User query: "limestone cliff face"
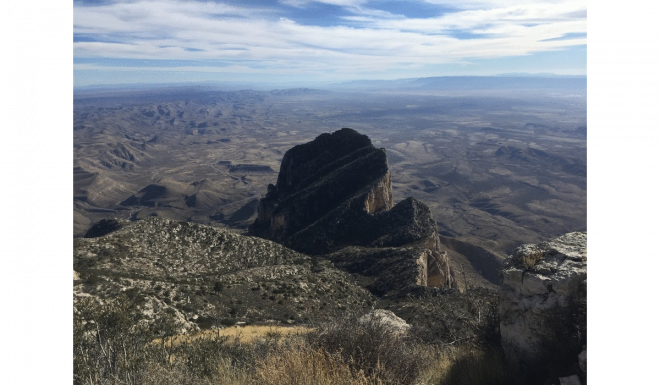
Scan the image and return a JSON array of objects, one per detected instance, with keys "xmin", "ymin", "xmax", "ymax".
[
  {"xmin": 365, "ymin": 170, "xmax": 393, "ymax": 214},
  {"xmin": 499, "ymin": 232, "xmax": 586, "ymax": 380},
  {"xmin": 326, "ymin": 246, "xmax": 451, "ymax": 296},
  {"xmin": 249, "ymin": 128, "xmax": 455, "ymax": 291}
]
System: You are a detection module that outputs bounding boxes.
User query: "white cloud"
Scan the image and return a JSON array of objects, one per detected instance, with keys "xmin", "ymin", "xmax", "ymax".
[
  {"xmin": 279, "ymin": 0, "xmax": 369, "ymax": 7},
  {"xmin": 74, "ymin": 0, "xmax": 586, "ymax": 78}
]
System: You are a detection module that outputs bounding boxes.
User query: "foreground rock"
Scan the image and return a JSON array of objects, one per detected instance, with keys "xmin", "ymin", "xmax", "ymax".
[
  {"xmin": 249, "ymin": 128, "xmax": 455, "ymax": 291},
  {"xmin": 499, "ymin": 232, "xmax": 586, "ymax": 381}
]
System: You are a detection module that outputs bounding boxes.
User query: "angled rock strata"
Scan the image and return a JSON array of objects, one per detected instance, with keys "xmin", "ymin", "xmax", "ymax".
[
  {"xmin": 249, "ymin": 128, "xmax": 393, "ymax": 245},
  {"xmin": 499, "ymin": 232, "xmax": 587, "ymax": 380},
  {"xmin": 249, "ymin": 128, "xmax": 455, "ymax": 291}
]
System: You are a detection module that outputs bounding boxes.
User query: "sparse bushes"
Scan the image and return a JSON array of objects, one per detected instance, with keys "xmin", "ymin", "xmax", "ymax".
[
  {"xmin": 73, "ymin": 292, "xmax": 532, "ymax": 385},
  {"xmin": 75, "ymin": 297, "xmax": 430, "ymax": 385},
  {"xmin": 74, "ymin": 295, "xmax": 169, "ymax": 385},
  {"xmin": 254, "ymin": 338, "xmax": 374, "ymax": 385},
  {"xmin": 407, "ymin": 287, "xmax": 500, "ymax": 348},
  {"xmin": 307, "ymin": 312, "xmax": 429, "ymax": 384}
]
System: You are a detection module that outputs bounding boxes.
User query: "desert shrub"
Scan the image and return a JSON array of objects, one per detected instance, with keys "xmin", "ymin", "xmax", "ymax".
[
  {"xmin": 408, "ymin": 287, "xmax": 499, "ymax": 348},
  {"xmin": 175, "ymin": 335, "xmax": 231, "ymax": 379},
  {"xmin": 220, "ymin": 317, "xmax": 236, "ymax": 326},
  {"xmin": 74, "ymin": 295, "xmax": 168, "ymax": 385},
  {"xmin": 75, "ymin": 294, "xmax": 258, "ymax": 384},
  {"xmin": 123, "ymin": 287, "xmax": 142, "ymax": 302},
  {"xmin": 75, "ymin": 294, "xmax": 520, "ymax": 385},
  {"xmin": 194, "ymin": 315, "xmax": 214, "ymax": 329},
  {"xmin": 84, "ymin": 273, "xmax": 103, "ymax": 285},
  {"xmin": 521, "ymin": 250, "xmax": 545, "ymax": 270},
  {"xmin": 254, "ymin": 338, "xmax": 374, "ymax": 385},
  {"xmin": 306, "ymin": 311, "xmax": 429, "ymax": 385}
]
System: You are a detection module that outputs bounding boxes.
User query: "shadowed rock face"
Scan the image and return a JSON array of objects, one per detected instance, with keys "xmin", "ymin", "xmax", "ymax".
[
  {"xmin": 499, "ymin": 232, "xmax": 586, "ymax": 380},
  {"xmin": 249, "ymin": 128, "xmax": 455, "ymax": 291},
  {"xmin": 250, "ymin": 128, "xmax": 393, "ymax": 243}
]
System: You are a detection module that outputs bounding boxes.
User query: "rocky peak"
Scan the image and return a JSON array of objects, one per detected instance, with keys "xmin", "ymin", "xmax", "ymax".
[
  {"xmin": 275, "ymin": 128, "xmax": 378, "ymax": 195},
  {"xmin": 249, "ymin": 128, "xmax": 454, "ymax": 290},
  {"xmin": 250, "ymin": 128, "xmax": 393, "ymax": 243}
]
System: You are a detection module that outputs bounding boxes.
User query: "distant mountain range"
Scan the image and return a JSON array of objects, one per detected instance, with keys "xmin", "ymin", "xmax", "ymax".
[
  {"xmin": 75, "ymin": 74, "xmax": 586, "ymax": 95},
  {"xmin": 329, "ymin": 75, "xmax": 586, "ymax": 92}
]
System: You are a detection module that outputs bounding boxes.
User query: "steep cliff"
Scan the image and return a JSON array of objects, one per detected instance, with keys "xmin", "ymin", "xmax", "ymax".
[
  {"xmin": 499, "ymin": 232, "xmax": 586, "ymax": 382},
  {"xmin": 250, "ymin": 128, "xmax": 393, "ymax": 243},
  {"xmin": 249, "ymin": 128, "xmax": 455, "ymax": 291}
]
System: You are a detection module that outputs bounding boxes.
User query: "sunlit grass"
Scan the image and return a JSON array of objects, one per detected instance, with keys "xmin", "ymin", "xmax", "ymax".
[{"xmin": 155, "ymin": 325, "xmax": 314, "ymax": 346}]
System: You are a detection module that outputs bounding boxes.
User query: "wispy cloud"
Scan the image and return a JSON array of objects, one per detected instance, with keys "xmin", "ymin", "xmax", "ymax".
[{"xmin": 74, "ymin": 0, "xmax": 586, "ymax": 82}]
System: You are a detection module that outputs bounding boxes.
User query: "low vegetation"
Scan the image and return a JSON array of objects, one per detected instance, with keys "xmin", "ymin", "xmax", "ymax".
[
  {"xmin": 520, "ymin": 250, "xmax": 546, "ymax": 270},
  {"xmin": 74, "ymin": 293, "xmax": 526, "ymax": 385}
]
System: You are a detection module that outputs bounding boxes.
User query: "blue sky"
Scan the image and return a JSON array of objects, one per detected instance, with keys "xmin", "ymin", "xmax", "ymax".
[{"xmin": 73, "ymin": 0, "xmax": 587, "ymax": 87}]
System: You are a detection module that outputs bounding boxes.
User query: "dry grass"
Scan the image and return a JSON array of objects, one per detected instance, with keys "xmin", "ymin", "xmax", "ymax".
[
  {"xmin": 167, "ymin": 325, "xmax": 313, "ymax": 345},
  {"xmin": 76, "ymin": 295, "xmax": 524, "ymax": 385},
  {"xmin": 255, "ymin": 338, "xmax": 377, "ymax": 385}
]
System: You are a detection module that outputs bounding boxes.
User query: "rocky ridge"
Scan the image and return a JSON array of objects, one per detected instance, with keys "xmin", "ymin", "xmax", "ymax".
[{"xmin": 74, "ymin": 217, "xmax": 376, "ymax": 330}]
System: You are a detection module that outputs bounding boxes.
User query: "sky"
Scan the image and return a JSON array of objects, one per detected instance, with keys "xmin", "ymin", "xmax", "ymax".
[{"xmin": 73, "ymin": 0, "xmax": 587, "ymax": 87}]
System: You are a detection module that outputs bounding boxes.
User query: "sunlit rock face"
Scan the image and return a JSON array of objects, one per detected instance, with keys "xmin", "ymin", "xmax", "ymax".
[{"xmin": 249, "ymin": 128, "xmax": 455, "ymax": 290}]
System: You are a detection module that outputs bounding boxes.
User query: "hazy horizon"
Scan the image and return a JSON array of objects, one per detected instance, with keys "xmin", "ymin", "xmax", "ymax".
[{"xmin": 73, "ymin": 73, "xmax": 587, "ymax": 93}]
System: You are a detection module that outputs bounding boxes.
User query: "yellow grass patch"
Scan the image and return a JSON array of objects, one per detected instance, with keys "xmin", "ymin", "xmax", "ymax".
[{"xmin": 157, "ymin": 325, "xmax": 314, "ymax": 346}]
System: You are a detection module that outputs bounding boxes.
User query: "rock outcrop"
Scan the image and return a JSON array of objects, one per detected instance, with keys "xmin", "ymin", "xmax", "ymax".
[
  {"xmin": 249, "ymin": 128, "xmax": 393, "ymax": 246},
  {"xmin": 326, "ymin": 246, "xmax": 452, "ymax": 296},
  {"xmin": 249, "ymin": 128, "xmax": 454, "ymax": 291},
  {"xmin": 358, "ymin": 309, "xmax": 411, "ymax": 335},
  {"xmin": 499, "ymin": 232, "xmax": 586, "ymax": 381}
]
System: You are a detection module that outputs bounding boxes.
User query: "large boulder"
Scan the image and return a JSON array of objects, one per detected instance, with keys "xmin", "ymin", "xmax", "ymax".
[
  {"xmin": 358, "ymin": 309, "xmax": 411, "ymax": 335},
  {"xmin": 499, "ymin": 232, "xmax": 587, "ymax": 380}
]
